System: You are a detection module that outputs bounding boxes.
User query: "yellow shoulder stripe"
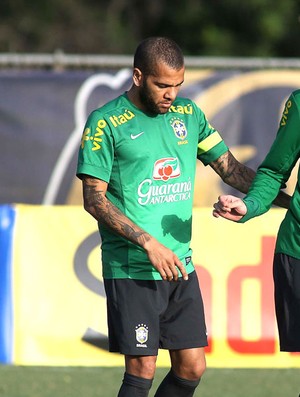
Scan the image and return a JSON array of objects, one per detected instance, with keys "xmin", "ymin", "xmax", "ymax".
[{"xmin": 197, "ymin": 132, "xmax": 222, "ymax": 155}]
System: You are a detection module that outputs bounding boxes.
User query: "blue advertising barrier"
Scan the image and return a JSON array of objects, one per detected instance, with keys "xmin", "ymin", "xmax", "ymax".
[{"xmin": 0, "ymin": 205, "xmax": 15, "ymax": 363}]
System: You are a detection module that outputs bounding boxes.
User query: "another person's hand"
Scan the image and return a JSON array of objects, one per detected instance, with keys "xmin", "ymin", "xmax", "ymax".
[{"xmin": 212, "ymin": 195, "xmax": 247, "ymax": 222}]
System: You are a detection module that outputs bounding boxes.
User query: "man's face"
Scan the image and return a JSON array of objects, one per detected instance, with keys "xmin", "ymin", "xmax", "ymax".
[{"xmin": 138, "ymin": 63, "xmax": 185, "ymax": 115}]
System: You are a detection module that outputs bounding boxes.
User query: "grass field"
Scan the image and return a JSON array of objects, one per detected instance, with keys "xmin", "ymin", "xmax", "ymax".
[{"xmin": 0, "ymin": 366, "xmax": 299, "ymax": 397}]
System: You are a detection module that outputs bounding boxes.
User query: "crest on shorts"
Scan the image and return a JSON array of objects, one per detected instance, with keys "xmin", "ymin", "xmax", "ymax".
[{"xmin": 135, "ymin": 324, "xmax": 148, "ymax": 344}]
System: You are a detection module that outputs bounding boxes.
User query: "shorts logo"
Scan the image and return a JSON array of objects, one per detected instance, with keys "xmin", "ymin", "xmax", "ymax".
[{"xmin": 135, "ymin": 324, "xmax": 148, "ymax": 347}]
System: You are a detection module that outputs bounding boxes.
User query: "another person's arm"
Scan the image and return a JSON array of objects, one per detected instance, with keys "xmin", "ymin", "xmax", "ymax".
[
  {"xmin": 209, "ymin": 150, "xmax": 291, "ymax": 210},
  {"xmin": 211, "ymin": 91, "xmax": 300, "ymax": 221}
]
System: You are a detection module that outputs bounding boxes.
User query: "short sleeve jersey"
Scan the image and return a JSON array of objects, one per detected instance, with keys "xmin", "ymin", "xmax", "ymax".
[
  {"xmin": 77, "ymin": 93, "xmax": 228, "ymax": 279},
  {"xmin": 240, "ymin": 89, "xmax": 300, "ymax": 259}
]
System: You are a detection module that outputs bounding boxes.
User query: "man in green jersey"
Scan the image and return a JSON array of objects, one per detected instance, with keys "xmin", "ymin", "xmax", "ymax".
[
  {"xmin": 77, "ymin": 37, "xmax": 290, "ymax": 397},
  {"xmin": 213, "ymin": 90, "xmax": 300, "ymax": 352}
]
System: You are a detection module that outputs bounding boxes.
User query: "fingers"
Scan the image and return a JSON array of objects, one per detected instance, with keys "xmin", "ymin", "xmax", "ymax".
[
  {"xmin": 213, "ymin": 195, "xmax": 243, "ymax": 215},
  {"xmin": 174, "ymin": 257, "xmax": 188, "ymax": 281},
  {"xmin": 212, "ymin": 200, "xmax": 231, "ymax": 220},
  {"xmin": 213, "ymin": 201, "xmax": 231, "ymax": 214},
  {"xmin": 145, "ymin": 238, "xmax": 189, "ymax": 282},
  {"xmin": 212, "ymin": 209, "xmax": 220, "ymax": 218},
  {"xmin": 156, "ymin": 257, "xmax": 188, "ymax": 282},
  {"xmin": 164, "ymin": 267, "xmax": 177, "ymax": 281},
  {"xmin": 215, "ymin": 195, "xmax": 235, "ymax": 210}
]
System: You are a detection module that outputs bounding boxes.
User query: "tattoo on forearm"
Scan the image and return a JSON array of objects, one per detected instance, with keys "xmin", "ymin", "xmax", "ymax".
[
  {"xmin": 211, "ymin": 151, "xmax": 256, "ymax": 193},
  {"xmin": 83, "ymin": 178, "xmax": 150, "ymax": 246}
]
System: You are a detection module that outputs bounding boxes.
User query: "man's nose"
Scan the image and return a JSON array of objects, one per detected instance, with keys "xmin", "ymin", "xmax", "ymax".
[{"xmin": 165, "ymin": 86, "xmax": 178, "ymax": 100}]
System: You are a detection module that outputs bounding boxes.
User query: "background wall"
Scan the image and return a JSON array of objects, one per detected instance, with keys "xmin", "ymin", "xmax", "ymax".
[
  {"xmin": 1, "ymin": 67, "xmax": 300, "ymax": 206},
  {"xmin": 1, "ymin": 67, "xmax": 300, "ymax": 367},
  {"xmin": 1, "ymin": 204, "xmax": 300, "ymax": 367}
]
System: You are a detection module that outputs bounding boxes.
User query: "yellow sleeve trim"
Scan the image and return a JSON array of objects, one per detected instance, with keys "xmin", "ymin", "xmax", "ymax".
[{"xmin": 197, "ymin": 131, "xmax": 222, "ymax": 155}]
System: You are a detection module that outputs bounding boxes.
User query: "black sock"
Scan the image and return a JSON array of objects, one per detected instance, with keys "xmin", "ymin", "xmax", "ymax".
[
  {"xmin": 117, "ymin": 372, "xmax": 153, "ymax": 397},
  {"xmin": 154, "ymin": 369, "xmax": 201, "ymax": 397}
]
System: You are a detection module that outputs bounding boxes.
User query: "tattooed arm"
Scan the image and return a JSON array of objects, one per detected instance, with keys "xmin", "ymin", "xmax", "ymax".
[
  {"xmin": 82, "ymin": 175, "xmax": 150, "ymax": 246},
  {"xmin": 81, "ymin": 175, "xmax": 188, "ymax": 281},
  {"xmin": 209, "ymin": 150, "xmax": 290, "ymax": 209},
  {"xmin": 209, "ymin": 150, "xmax": 256, "ymax": 194}
]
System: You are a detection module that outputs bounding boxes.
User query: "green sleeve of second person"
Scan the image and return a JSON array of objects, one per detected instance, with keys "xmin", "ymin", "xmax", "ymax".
[{"xmin": 238, "ymin": 90, "xmax": 300, "ymax": 223}]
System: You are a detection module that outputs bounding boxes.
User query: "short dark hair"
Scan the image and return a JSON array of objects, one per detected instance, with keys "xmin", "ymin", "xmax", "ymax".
[{"xmin": 133, "ymin": 37, "xmax": 184, "ymax": 76}]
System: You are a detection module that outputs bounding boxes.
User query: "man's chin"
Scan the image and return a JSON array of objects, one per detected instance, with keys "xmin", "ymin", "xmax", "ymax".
[
  {"xmin": 144, "ymin": 104, "xmax": 170, "ymax": 115},
  {"xmin": 157, "ymin": 106, "xmax": 170, "ymax": 114}
]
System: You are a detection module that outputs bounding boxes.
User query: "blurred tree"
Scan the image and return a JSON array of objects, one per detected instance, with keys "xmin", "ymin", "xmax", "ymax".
[{"xmin": 0, "ymin": 0, "xmax": 299, "ymax": 57}]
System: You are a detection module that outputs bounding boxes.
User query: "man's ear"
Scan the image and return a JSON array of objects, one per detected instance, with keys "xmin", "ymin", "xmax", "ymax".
[{"xmin": 132, "ymin": 68, "xmax": 143, "ymax": 87}]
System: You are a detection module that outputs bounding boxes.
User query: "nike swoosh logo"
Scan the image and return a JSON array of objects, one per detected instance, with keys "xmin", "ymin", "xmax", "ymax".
[{"xmin": 130, "ymin": 132, "xmax": 145, "ymax": 140}]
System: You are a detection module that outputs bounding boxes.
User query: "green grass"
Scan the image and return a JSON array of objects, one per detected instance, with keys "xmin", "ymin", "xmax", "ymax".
[{"xmin": 0, "ymin": 366, "xmax": 299, "ymax": 397}]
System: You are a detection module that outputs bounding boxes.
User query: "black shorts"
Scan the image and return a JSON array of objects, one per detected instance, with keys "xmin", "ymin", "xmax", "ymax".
[
  {"xmin": 273, "ymin": 253, "xmax": 300, "ymax": 352},
  {"xmin": 104, "ymin": 270, "xmax": 208, "ymax": 355}
]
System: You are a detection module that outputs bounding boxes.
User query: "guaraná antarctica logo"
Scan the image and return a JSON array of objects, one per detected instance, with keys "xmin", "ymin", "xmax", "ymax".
[{"xmin": 137, "ymin": 157, "xmax": 192, "ymax": 206}]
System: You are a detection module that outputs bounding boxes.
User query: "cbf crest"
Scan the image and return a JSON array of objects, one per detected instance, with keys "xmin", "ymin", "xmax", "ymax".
[
  {"xmin": 135, "ymin": 324, "xmax": 149, "ymax": 346},
  {"xmin": 170, "ymin": 117, "xmax": 188, "ymax": 145}
]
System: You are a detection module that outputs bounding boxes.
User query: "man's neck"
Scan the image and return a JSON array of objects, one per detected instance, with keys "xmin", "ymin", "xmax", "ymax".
[{"xmin": 126, "ymin": 86, "xmax": 142, "ymax": 110}]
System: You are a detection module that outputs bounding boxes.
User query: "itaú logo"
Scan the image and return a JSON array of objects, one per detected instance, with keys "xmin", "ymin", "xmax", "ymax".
[{"xmin": 153, "ymin": 157, "xmax": 180, "ymax": 181}]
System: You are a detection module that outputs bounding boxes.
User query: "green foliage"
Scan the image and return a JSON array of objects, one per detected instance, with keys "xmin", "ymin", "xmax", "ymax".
[{"xmin": 0, "ymin": 0, "xmax": 299, "ymax": 56}]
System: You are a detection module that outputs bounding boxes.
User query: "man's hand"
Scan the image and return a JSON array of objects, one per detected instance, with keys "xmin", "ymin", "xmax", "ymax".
[
  {"xmin": 213, "ymin": 194, "xmax": 247, "ymax": 222},
  {"xmin": 143, "ymin": 238, "xmax": 188, "ymax": 281}
]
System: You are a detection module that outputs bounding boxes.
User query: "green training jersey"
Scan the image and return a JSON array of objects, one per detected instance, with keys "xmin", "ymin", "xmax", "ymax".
[
  {"xmin": 240, "ymin": 89, "xmax": 300, "ymax": 259},
  {"xmin": 77, "ymin": 92, "xmax": 228, "ymax": 279}
]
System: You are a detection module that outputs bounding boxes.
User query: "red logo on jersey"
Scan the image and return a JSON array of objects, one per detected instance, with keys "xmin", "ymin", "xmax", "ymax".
[{"xmin": 153, "ymin": 158, "xmax": 181, "ymax": 181}]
